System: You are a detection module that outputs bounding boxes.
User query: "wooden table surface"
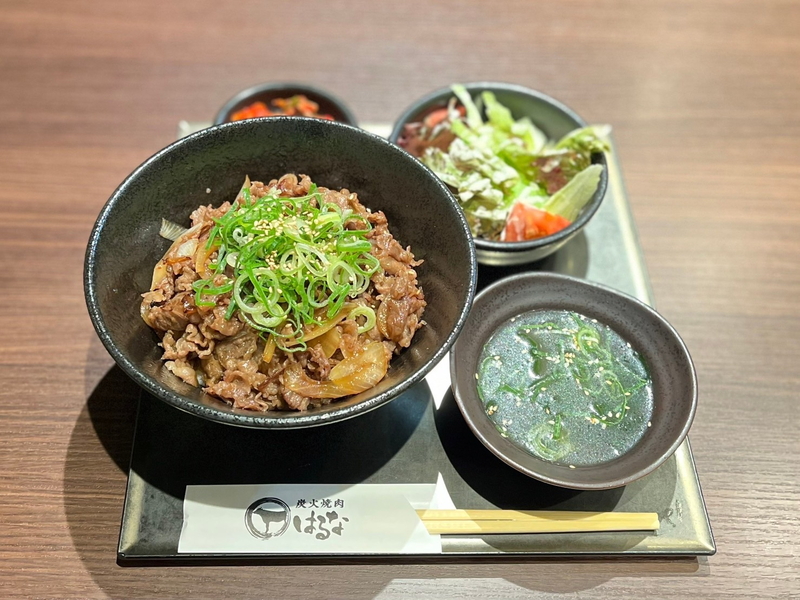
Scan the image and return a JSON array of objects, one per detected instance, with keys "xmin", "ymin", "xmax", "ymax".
[{"xmin": 2, "ymin": 1, "xmax": 798, "ymax": 598}]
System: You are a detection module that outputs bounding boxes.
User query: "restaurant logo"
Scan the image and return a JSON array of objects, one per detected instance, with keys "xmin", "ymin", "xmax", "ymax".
[{"xmin": 244, "ymin": 497, "xmax": 291, "ymax": 540}]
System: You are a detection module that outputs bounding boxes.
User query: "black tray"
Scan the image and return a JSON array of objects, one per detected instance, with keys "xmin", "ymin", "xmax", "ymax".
[{"xmin": 117, "ymin": 124, "xmax": 715, "ymax": 562}]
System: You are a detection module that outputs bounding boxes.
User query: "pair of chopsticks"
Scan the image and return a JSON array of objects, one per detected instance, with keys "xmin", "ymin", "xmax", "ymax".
[{"xmin": 416, "ymin": 509, "xmax": 660, "ymax": 535}]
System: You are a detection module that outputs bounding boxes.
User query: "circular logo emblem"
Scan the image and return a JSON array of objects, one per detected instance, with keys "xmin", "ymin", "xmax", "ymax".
[{"xmin": 244, "ymin": 497, "xmax": 291, "ymax": 540}]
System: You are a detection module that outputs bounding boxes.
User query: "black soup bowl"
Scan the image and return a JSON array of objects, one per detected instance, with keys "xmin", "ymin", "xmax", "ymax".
[
  {"xmin": 85, "ymin": 118, "xmax": 477, "ymax": 428},
  {"xmin": 450, "ymin": 272, "xmax": 697, "ymax": 490}
]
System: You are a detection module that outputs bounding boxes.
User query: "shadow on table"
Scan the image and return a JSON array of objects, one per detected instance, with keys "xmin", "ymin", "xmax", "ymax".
[{"xmin": 63, "ymin": 335, "xmax": 703, "ymax": 598}]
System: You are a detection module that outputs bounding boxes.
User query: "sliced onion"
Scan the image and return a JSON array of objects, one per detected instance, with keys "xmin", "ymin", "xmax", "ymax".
[
  {"xmin": 284, "ymin": 342, "xmax": 388, "ymax": 398},
  {"xmin": 329, "ymin": 341, "xmax": 377, "ymax": 381},
  {"xmin": 284, "ymin": 303, "xmax": 355, "ymax": 347},
  {"xmin": 150, "ymin": 223, "xmax": 203, "ymax": 289},
  {"xmin": 176, "ymin": 238, "xmax": 198, "ymax": 258},
  {"xmin": 159, "ymin": 219, "xmax": 189, "ymax": 241},
  {"xmin": 316, "ymin": 327, "xmax": 341, "ymax": 358},
  {"xmin": 194, "ymin": 240, "xmax": 220, "ymax": 278},
  {"xmin": 261, "ymin": 335, "xmax": 277, "ymax": 364}
]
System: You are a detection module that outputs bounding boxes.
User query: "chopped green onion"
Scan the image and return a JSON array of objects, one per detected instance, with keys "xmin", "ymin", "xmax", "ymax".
[
  {"xmin": 193, "ymin": 180, "xmax": 382, "ymax": 350},
  {"xmin": 192, "ymin": 279, "xmax": 233, "ymax": 307},
  {"xmin": 348, "ymin": 306, "xmax": 377, "ymax": 334}
]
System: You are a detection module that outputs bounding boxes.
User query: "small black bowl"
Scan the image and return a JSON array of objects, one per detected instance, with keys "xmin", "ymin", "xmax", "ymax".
[
  {"xmin": 390, "ymin": 82, "xmax": 608, "ymax": 266},
  {"xmin": 85, "ymin": 118, "xmax": 477, "ymax": 429},
  {"xmin": 213, "ymin": 82, "xmax": 357, "ymax": 126},
  {"xmin": 450, "ymin": 272, "xmax": 697, "ymax": 490}
]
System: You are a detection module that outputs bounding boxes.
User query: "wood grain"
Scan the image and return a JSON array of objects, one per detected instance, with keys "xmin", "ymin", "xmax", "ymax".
[{"xmin": 1, "ymin": 0, "xmax": 798, "ymax": 598}]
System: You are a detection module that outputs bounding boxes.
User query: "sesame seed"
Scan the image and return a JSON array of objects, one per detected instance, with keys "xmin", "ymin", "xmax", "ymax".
[
  {"xmin": 547, "ymin": 420, "xmax": 555, "ymax": 425},
  {"xmin": 607, "ymin": 411, "xmax": 613, "ymax": 417},
  {"xmin": 475, "ymin": 373, "xmax": 479, "ymax": 380},
  {"xmin": 601, "ymin": 423, "xmax": 607, "ymax": 429},
  {"xmin": 647, "ymin": 421, "xmax": 652, "ymax": 427},
  {"xmin": 569, "ymin": 465, "xmax": 576, "ymax": 469}
]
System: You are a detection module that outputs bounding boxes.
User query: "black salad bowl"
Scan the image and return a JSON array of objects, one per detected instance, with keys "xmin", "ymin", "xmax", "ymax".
[
  {"xmin": 390, "ymin": 82, "xmax": 608, "ymax": 266},
  {"xmin": 85, "ymin": 118, "xmax": 477, "ymax": 428}
]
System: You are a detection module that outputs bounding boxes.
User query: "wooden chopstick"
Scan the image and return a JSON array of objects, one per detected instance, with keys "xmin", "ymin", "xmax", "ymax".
[{"xmin": 416, "ymin": 509, "xmax": 660, "ymax": 535}]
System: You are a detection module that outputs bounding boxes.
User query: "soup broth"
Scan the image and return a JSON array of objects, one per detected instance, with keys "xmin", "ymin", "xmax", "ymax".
[{"xmin": 477, "ymin": 309, "xmax": 653, "ymax": 467}]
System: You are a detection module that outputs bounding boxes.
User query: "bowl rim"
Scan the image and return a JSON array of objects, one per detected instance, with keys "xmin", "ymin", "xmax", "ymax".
[
  {"xmin": 85, "ymin": 116, "xmax": 478, "ymax": 429},
  {"xmin": 449, "ymin": 271, "xmax": 698, "ymax": 490},
  {"xmin": 213, "ymin": 81, "xmax": 358, "ymax": 126},
  {"xmin": 389, "ymin": 81, "xmax": 608, "ymax": 255}
]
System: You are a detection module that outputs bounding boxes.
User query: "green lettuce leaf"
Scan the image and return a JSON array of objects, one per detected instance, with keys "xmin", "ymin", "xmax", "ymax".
[
  {"xmin": 540, "ymin": 164, "xmax": 603, "ymax": 221},
  {"xmin": 451, "ymin": 84, "xmax": 483, "ymax": 130},
  {"xmin": 482, "ymin": 91, "xmax": 514, "ymax": 132},
  {"xmin": 556, "ymin": 125, "xmax": 611, "ymax": 155}
]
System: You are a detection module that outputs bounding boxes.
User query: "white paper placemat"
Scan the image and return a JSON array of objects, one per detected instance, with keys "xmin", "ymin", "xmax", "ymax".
[{"xmin": 179, "ymin": 475, "xmax": 455, "ymax": 554}]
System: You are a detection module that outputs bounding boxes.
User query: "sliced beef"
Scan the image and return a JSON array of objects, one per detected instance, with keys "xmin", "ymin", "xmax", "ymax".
[
  {"xmin": 366, "ymin": 210, "xmax": 426, "ymax": 349},
  {"xmin": 214, "ymin": 329, "xmax": 259, "ymax": 370},
  {"xmin": 165, "ymin": 358, "xmax": 198, "ymax": 386},
  {"xmin": 141, "ymin": 174, "xmax": 425, "ymax": 412},
  {"xmin": 306, "ymin": 343, "xmax": 332, "ymax": 380}
]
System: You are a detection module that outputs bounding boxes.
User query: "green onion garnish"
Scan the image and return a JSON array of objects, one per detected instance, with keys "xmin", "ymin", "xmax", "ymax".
[{"xmin": 193, "ymin": 182, "xmax": 381, "ymax": 350}]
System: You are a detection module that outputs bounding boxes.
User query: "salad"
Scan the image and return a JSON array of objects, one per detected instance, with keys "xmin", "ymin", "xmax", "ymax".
[{"xmin": 398, "ymin": 85, "xmax": 610, "ymax": 242}]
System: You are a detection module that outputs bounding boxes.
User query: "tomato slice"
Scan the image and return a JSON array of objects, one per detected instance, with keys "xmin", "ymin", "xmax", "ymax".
[
  {"xmin": 423, "ymin": 105, "xmax": 466, "ymax": 129},
  {"xmin": 502, "ymin": 203, "xmax": 571, "ymax": 242},
  {"xmin": 423, "ymin": 108, "xmax": 451, "ymax": 129}
]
